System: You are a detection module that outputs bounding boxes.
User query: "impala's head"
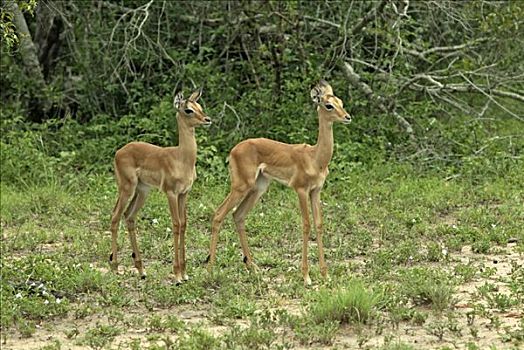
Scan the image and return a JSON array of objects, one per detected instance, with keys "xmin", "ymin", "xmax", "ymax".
[
  {"xmin": 310, "ymin": 80, "xmax": 351, "ymax": 124},
  {"xmin": 173, "ymin": 89, "xmax": 212, "ymax": 127}
]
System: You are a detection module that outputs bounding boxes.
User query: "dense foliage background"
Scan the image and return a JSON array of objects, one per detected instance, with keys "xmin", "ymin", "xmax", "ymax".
[
  {"xmin": 1, "ymin": 2, "xmax": 524, "ymax": 348},
  {"xmin": 1, "ymin": 0, "xmax": 523, "ymax": 184}
]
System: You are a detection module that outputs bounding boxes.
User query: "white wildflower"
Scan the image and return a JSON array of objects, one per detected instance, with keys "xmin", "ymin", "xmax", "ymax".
[
  {"xmin": 44, "ymin": 300, "xmax": 49, "ymax": 305},
  {"xmin": 15, "ymin": 293, "xmax": 22, "ymax": 299}
]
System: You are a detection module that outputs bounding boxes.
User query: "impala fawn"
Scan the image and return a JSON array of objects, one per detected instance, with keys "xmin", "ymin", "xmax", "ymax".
[
  {"xmin": 109, "ymin": 89, "xmax": 211, "ymax": 283},
  {"xmin": 207, "ymin": 80, "xmax": 351, "ymax": 285}
]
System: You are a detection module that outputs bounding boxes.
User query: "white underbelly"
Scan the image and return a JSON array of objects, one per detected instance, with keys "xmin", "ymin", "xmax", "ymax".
[
  {"xmin": 257, "ymin": 163, "xmax": 290, "ymax": 186},
  {"xmin": 267, "ymin": 174, "xmax": 289, "ymax": 186}
]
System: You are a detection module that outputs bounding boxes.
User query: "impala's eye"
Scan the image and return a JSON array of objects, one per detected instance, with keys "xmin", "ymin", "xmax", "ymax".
[
  {"xmin": 184, "ymin": 109, "xmax": 194, "ymax": 115},
  {"xmin": 325, "ymin": 104, "xmax": 334, "ymax": 111}
]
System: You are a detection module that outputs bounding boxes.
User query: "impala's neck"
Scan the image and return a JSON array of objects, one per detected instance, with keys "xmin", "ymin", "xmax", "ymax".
[
  {"xmin": 314, "ymin": 110, "xmax": 334, "ymax": 169},
  {"xmin": 176, "ymin": 114, "xmax": 197, "ymax": 164}
]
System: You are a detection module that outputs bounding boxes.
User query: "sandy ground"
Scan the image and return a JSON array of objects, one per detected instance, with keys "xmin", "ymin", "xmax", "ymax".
[{"xmin": 2, "ymin": 243, "xmax": 522, "ymax": 349}]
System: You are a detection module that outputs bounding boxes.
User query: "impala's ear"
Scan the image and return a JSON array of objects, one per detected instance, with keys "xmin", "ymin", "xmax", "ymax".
[
  {"xmin": 188, "ymin": 88, "xmax": 202, "ymax": 102},
  {"xmin": 173, "ymin": 92, "xmax": 185, "ymax": 109},
  {"xmin": 317, "ymin": 79, "xmax": 334, "ymax": 96},
  {"xmin": 310, "ymin": 86, "xmax": 322, "ymax": 104}
]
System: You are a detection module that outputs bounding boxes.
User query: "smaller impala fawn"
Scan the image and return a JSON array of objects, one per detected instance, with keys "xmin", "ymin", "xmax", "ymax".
[
  {"xmin": 109, "ymin": 89, "xmax": 211, "ymax": 283},
  {"xmin": 207, "ymin": 80, "xmax": 351, "ymax": 285}
]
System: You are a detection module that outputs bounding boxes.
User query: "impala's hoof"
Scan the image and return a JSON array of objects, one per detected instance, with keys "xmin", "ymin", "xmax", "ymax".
[
  {"xmin": 203, "ymin": 254, "xmax": 210, "ymax": 264},
  {"xmin": 304, "ymin": 275, "xmax": 312, "ymax": 286},
  {"xmin": 243, "ymin": 256, "xmax": 259, "ymax": 271},
  {"xmin": 141, "ymin": 274, "xmax": 146, "ymax": 280},
  {"xmin": 174, "ymin": 278, "xmax": 183, "ymax": 286},
  {"xmin": 131, "ymin": 252, "xmax": 136, "ymax": 259},
  {"xmin": 109, "ymin": 254, "xmax": 118, "ymax": 271}
]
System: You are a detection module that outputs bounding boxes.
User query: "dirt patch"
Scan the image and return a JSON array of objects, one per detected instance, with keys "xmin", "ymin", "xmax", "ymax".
[
  {"xmin": 329, "ymin": 242, "xmax": 523, "ymax": 349},
  {"xmin": 2, "ymin": 304, "xmax": 214, "ymax": 350},
  {"xmin": 2, "ymin": 243, "xmax": 522, "ymax": 349}
]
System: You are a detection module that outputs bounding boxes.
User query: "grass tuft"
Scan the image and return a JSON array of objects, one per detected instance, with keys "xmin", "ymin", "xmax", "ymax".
[{"xmin": 308, "ymin": 279, "xmax": 383, "ymax": 325}]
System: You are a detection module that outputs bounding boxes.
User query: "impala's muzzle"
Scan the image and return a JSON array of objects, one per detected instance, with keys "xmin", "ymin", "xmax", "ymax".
[
  {"xmin": 343, "ymin": 115, "xmax": 352, "ymax": 124},
  {"xmin": 203, "ymin": 117, "xmax": 212, "ymax": 125}
]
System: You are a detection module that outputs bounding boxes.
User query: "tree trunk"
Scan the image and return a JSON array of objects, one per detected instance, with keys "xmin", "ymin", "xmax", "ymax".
[
  {"xmin": 34, "ymin": 0, "xmax": 63, "ymax": 80},
  {"xmin": 7, "ymin": 0, "xmax": 50, "ymax": 119}
]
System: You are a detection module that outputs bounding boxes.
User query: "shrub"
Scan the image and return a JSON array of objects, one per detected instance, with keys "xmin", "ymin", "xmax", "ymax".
[{"xmin": 308, "ymin": 279, "xmax": 383, "ymax": 325}]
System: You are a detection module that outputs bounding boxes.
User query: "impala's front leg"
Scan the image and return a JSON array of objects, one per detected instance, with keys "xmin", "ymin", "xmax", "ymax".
[
  {"xmin": 178, "ymin": 192, "xmax": 189, "ymax": 281},
  {"xmin": 167, "ymin": 191, "xmax": 183, "ymax": 283},
  {"xmin": 297, "ymin": 188, "xmax": 312, "ymax": 286},
  {"xmin": 311, "ymin": 189, "xmax": 327, "ymax": 278}
]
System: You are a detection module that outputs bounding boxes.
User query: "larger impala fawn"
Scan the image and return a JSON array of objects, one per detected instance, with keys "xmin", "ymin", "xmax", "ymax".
[
  {"xmin": 206, "ymin": 80, "xmax": 351, "ymax": 285},
  {"xmin": 109, "ymin": 89, "xmax": 211, "ymax": 283}
]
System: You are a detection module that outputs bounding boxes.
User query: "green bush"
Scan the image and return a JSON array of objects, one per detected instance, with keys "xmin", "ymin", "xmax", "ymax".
[
  {"xmin": 399, "ymin": 268, "xmax": 456, "ymax": 312},
  {"xmin": 308, "ymin": 279, "xmax": 383, "ymax": 325}
]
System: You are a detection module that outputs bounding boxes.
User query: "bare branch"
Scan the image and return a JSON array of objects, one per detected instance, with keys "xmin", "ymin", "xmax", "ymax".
[
  {"xmin": 240, "ymin": 34, "xmax": 261, "ymax": 89},
  {"xmin": 405, "ymin": 38, "xmax": 488, "ymax": 60},
  {"xmin": 402, "ymin": 72, "xmax": 524, "ymax": 105},
  {"xmin": 351, "ymin": 0, "xmax": 388, "ymax": 35},
  {"xmin": 347, "ymin": 58, "xmax": 389, "ymax": 75},
  {"xmin": 488, "ymin": 89, "xmax": 524, "ymax": 103},
  {"xmin": 478, "ymin": 100, "xmax": 491, "ymax": 118},
  {"xmin": 303, "ymin": 15, "xmax": 340, "ymax": 29},
  {"xmin": 458, "ymin": 73, "xmax": 523, "ymax": 121},
  {"xmin": 342, "ymin": 62, "xmax": 414, "ymax": 135},
  {"xmin": 438, "ymin": 83, "xmax": 524, "ymax": 104},
  {"xmin": 108, "ymin": 0, "xmax": 155, "ymax": 84}
]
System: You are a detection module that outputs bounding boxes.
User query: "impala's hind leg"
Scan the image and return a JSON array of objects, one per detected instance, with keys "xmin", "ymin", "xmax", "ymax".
[
  {"xmin": 208, "ymin": 149, "xmax": 259, "ymax": 270},
  {"xmin": 233, "ymin": 174, "xmax": 270, "ymax": 271},
  {"xmin": 124, "ymin": 184, "xmax": 149, "ymax": 278},
  {"xmin": 207, "ymin": 189, "xmax": 249, "ymax": 269},
  {"xmin": 110, "ymin": 178, "xmax": 136, "ymax": 272}
]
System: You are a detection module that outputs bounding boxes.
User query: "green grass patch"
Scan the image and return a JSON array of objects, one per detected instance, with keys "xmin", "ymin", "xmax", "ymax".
[
  {"xmin": 307, "ymin": 279, "xmax": 383, "ymax": 325},
  {"xmin": 1, "ymin": 156, "xmax": 523, "ymax": 348}
]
